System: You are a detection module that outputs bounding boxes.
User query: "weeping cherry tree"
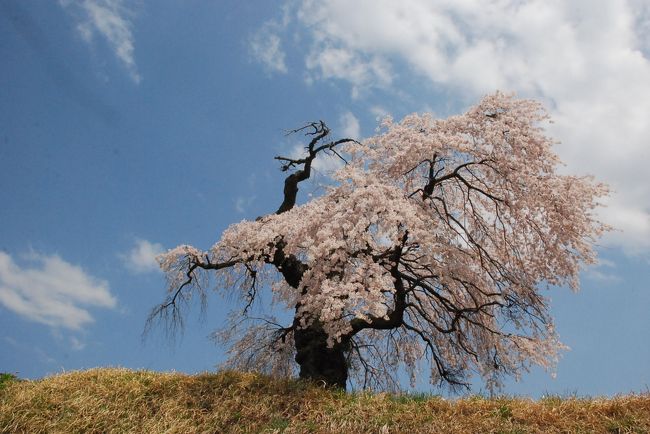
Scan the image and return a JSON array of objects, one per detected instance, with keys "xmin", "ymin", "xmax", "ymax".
[{"xmin": 150, "ymin": 92, "xmax": 609, "ymax": 391}]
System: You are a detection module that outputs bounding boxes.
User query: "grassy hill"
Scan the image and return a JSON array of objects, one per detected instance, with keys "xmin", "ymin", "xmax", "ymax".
[{"xmin": 1, "ymin": 368, "xmax": 649, "ymax": 433}]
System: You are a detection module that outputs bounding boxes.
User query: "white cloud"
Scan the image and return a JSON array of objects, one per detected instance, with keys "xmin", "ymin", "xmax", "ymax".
[
  {"xmin": 69, "ymin": 336, "xmax": 86, "ymax": 351},
  {"xmin": 60, "ymin": 0, "xmax": 141, "ymax": 83},
  {"xmin": 250, "ymin": 28, "xmax": 289, "ymax": 74},
  {"xmin": 584, "ymin": 257, "xmax": 622, "ymax": 283},
  {"xmin": 122, "ymin": 239, "xmax": 164, "ymax": 274},
  {"xmin": 278, "ymin": 0, "xmax": 650, "ymax": 254},
  {"xmin": 339, "ymin": 111, "xmax": 361, "ymax": 139},
  {"xmin": 234, "ymin": 195, "xmax": 257, "ymax": 214},
  {"xmin": 305, "ymin": 46, "xmax": 392, "ymax": 98},
  {"xmin": 629, "ymin": 0, "xmax": 650, "ymax": 56},
  {"xmin": 0, "ymin": 251, "xmax": 116, "ymax": 330},
  {"xmin": 369, "ymin": 105, "xmax": 390, "ymax": 120},
  {"xmin": 249, "ymin": 10, "xmax": 292, "ymax": 75}
]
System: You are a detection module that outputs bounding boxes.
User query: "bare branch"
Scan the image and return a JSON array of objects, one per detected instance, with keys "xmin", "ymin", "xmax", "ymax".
[{"xmin": 274, "ymin": 121, "xmax": 359, "ymax": 214}]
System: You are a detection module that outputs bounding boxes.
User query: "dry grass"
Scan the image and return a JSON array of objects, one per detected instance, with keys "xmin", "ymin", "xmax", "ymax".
[{"xmin": 1, "ymin": 368, "xmax": 649, "ymax": 433}]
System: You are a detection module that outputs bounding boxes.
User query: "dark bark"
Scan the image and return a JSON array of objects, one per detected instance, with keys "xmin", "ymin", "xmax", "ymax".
[
  {"xmin": 293, "ymin": 322, "xmax": 349, "ymax": 389},
  {"xmin": 151, "ymin": 122, "xmax": 361, "ymax": 389},
  {"xmin": 274, "ymin": 121, "xmax": 355, "ymax": 214},
  {"xmin": 271, "ymin": 122, "xmax": 360, "ymax": 388},
  {"xmin": 289, "ymin": 235, "xmax": 410, "ymax": 390}
]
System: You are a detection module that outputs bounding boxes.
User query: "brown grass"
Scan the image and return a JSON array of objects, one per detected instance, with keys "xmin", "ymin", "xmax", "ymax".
[{"xmin": 1, "ymin": 368, "xmax": 649, "ymax": 433}]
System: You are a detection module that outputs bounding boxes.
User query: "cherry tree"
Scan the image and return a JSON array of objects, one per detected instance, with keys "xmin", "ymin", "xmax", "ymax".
[{"xmin": 151, "ymin": 92, "xmax": 608, "ymax": 391}]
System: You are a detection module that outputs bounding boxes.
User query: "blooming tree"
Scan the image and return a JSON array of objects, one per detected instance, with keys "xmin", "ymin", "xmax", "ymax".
[{"xmin": 151, "ymin": 93, "xmax": 608, "ymax": 391}]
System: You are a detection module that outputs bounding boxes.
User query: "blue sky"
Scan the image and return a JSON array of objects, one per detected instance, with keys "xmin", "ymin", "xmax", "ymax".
[{"xmin": 1, "ymin": 0, "xmax": 649, "ymax": 396}]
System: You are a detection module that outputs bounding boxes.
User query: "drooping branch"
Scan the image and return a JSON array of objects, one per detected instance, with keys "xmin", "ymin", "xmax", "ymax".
[
  {"xmin": 348, "ymin": 232, "xmax": 410, "ymax": 336},
  {"xmin": 145, "ymin": 254, "xmax": 244, "ymax": 334},
  {"xmin": 348, "ymin": 333, "xmax": 402, "ymax": 391},
  {"xmin": 416, "ymin": 158, "xmax": 503, "ymax": 203},
  {"xmin": 401, "ymin": 321, "xmax": 469, "ymax": 390},
  {"xmin": 150, "ymin": 93, "xmax": 608, "ymax": 392},
  {"xmin": 152, "ymin": 121, "xmax": 356, "ymax": 334}
]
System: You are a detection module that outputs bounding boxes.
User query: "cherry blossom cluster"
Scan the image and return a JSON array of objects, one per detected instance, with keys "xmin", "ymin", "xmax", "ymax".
[{"xmin": 156, "ymin": 92, "xmax": 608, "ymax": 390}]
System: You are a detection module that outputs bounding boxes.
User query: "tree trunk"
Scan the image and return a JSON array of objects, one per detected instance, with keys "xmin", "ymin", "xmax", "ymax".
[{"xmin": 294, "ymin": 323, "xmax": 349, "ymax": 389}]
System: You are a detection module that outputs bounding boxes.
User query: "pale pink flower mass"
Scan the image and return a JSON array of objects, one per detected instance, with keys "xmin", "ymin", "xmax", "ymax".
[{"xmin": 154, "ymin": 92, "xmax": 609, "ymax": 391}]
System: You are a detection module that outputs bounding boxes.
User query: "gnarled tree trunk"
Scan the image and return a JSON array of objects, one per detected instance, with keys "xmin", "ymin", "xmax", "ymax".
[{"xmin": 293, "ymin": 322, "xmax": 349, "ymax": 389}]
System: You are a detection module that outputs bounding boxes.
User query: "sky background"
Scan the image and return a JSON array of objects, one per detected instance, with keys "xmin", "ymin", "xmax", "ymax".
[{"xmin": 1, "ymin": 0, "xmax": 649, "ymax": 397}]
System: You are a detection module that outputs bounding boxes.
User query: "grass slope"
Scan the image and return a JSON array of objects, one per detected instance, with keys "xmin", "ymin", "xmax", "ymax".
[{"xmin": 1, "ymin": 368, "xmax": 649, "ymax": 433}]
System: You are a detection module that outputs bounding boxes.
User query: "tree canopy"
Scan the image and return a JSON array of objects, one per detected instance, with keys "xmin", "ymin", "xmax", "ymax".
[{"xmin": 151, "ymin": 92, "xmax": 608, "ymax": 391}]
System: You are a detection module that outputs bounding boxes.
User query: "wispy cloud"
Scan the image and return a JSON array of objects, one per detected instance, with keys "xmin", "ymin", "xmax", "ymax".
[
  {"xmin": 69, "ymin": 336, "xmax": 87, "ymax": 351},
  {"xmin": 60, "ymin": 0, "xmax": 141, "ymax": 83},
  {"xmin": 249, "ymin": 14, "xmax": 289, "ymax": 74},
  {"xmin": 339, "ymin": 111, "xmax": 360, "ymax": 139},
  {"xmin": 121, "ymin": 239, "xmax": 164, "ymax": 274},
  {"xmin": 585, "ymin": 258, "xmax": 622, "ymax": 283},
  {"xmin": 250, "ymin": 29, "xmax": 288, "ymax": 74},
  {"xmin": 234, "ymin": 196, "xmax": 257, "ymax": 214},
  {"xmin": 369, "ymin": 106, "xmax": 389, "ymax": 121},
  {"xmin": 305, "ymin": 47, "xmax": 392, "ymax": 98},
  {"xmin": 0, "ymin": 251, "xmax": 116, "ymax": 330},
  {"xmin": 630, "ymin": 0, "xmax": 650, "ymax": 56},
  {"xmin": 271, "ymin": 0, "xmax": 650, "ymax": 254}
]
